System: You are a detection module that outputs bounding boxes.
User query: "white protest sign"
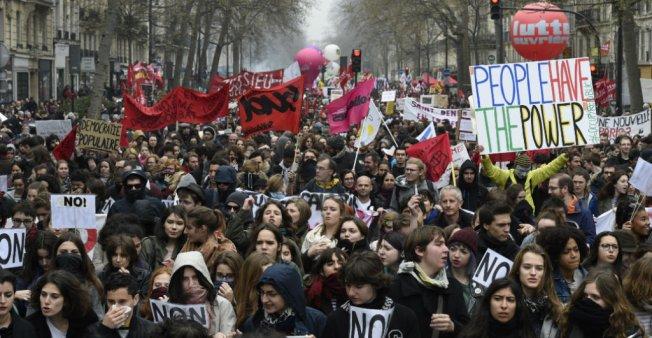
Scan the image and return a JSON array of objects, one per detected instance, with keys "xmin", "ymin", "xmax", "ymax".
[
  {"xmin": 420, "ymin": 95, "xmax": 435, "ymax": 106},
  {"xmin": 300, "ymin": 191, "xmax": 355, "ymax": 229},
  {"xmin": 51, "ymin": 194, "xmax": 96, "ymax": 229},
  {"xmin": 35, "ymin": 120, "xmax": 72, "ymax": 139},
  {"xmin": 381, "ymin": 90, "xmax": 396, "ymax": 102},
  {"xmin": 403, "ymin": 98, "xmax": 459, "ymax": 123},
  {"xmin": 630, "ymin": 158, "xmax": 652, "ymax": 196},
  {"xmin": 472, "ymin": 248, "xmax": 513, "ymax": 288},
  {"xmin": 0, "ymin": 175, "xmax": 6, "ymax": 193},
  {"xmin": 458, "ymin": 109, "xmax": 477, "ymax": 142},
  {"xmin": 150, "ymin": 299, "xmax": 209, "ymax": 328},
  {"xmin": 452, "ymin": 143, "xmax": 471, "ymax": 168},
  {"xmin": 470, "ymin": 57, "xmax": 600, "ymax": 154},
  {"xmin": 0, "ymin": 229, "xmax": 25, "ymax": 269},
  {"xmin": 0, "ymin": 114, "xmax": 7, "ymax": 122},
  {"xmin": 595, "ymin": 209, "xmax": 616, "ymax": 235},
  {"xmin": 349, "ymin": 306, "xmax": 393, "ymax": 338},
  {"xmin": 598, "ymin": 109, "xmax": 651, "ymax": 141}
]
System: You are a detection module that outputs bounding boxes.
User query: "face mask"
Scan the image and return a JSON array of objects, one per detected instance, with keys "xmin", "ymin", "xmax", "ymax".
[
  {"xmin": 214, "ymin": 276, "xmax": 234, "ymax": 287},
  {"xmin": 126, "ymin": 189, "xmax": 145, "ymax": 202},
  {"xmin": 54, "ymin": 253, "xmax": 84, "ymax": 280},
  {"xmin": 150, "ymin": 286, "xmax": 168, "ymax": 300},
  {"xmin": 515, "ymin": 166, "xmax": 530, "ymax": 180}
]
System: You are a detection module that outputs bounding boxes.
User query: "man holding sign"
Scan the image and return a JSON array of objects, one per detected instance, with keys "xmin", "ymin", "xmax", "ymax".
[{"xmin": 477, "ymin": 201, "xmax": 520, "ymax": 260}]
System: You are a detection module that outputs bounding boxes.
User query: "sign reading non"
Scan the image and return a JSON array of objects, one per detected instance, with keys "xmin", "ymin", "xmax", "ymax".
[
  {"xmin": 470, "ymin": 57, "xmax": 599, "ymax": 154},
  {"xmin": 150, "ymin": 299, "xmax": 209, "ymax": 328},
  {"xmin": 472, "ymin": 249, "xmax": 513, "ymax": 288},
  {"xmin": 77, "ymin": 118, "xmax": 122, "ymax": 153},
  {"xmin": 0, "ymin": 229, "xmax": 25, "ymax": 269},
  {"xmin": 349, "ymin": 306, "xmax": 394, "ymax": 338},
  {"xmin": 51, "ymin": 194, "xmax": 96, "ymax": 229},
  {"xmin": 35, "ymin": 120, "xmax": 72, "ymax": 139}
]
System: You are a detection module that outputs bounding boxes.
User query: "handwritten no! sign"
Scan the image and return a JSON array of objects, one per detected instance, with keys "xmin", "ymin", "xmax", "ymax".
[{"xmin": 51, "ymin": 194, "xmax": 96, "ymax": 229}]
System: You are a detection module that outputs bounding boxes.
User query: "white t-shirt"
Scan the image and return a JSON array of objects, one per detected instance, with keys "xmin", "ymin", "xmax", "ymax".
[{"xmin": 46, "ymin": 318, "xmax": 67, "ymax": 338}]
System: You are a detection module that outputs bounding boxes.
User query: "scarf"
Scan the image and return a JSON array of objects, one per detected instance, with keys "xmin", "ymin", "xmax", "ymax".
[
  {"xmin": 341, "ymin": 295, "xmax": 394, "ymax": 312},
  {"xmin": 316, "ymin": 178, "xmax": 341, "ymax": 190},
  {"xmin": 397, "ymin": 261, "xmax": 449, "ymax": 289},
  {"xmin": 261, "ymin": 307, "xmax": 296, "ymax": 334},
  {"xmin": 569, "ymin": 298, "xmax": 612, "ymax": 338},
  {"xmin": 306, "ymin": 274, "xmax": 346, "ymax": 310},
  {"xmin": 184, "ymin": 285, "xmax": 216, "ymax": 333},
  {"xmin": 488, "ymin": 317, "xmax": 521, "ymax": 338},
  {"xmin": 524, "ymin": 294, "xmax": 550, "ymax": 317}
]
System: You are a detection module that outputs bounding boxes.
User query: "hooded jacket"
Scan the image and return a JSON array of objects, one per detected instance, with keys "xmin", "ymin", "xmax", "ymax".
[
  {"xmin": 457, "ymin": 160, "xmax": 488, "ymax": 212},
  {"xmin": 243, "ymin": 263, "xmax": 326, "ymax": 337},
  {"xmin": 204, "ymin": 166, "xmax": 237, "ymax": 209},
  {"xmin": 171, "ymin": 252, "xmax": 236, "ymax": 334},
  {"xmin": 389, "ymin": 175, "xmax": 438, "ymax": 211}
]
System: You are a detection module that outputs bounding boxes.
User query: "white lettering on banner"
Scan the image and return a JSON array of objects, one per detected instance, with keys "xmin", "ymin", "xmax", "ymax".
[
  {"xmin": 51, "ymin": 194, "xmax": 96, "ymax": 229},
  {"xmin": 470, "ymin": 58, "xmax": 600, "ymax": 154},
  {"xmin": 150, "ymin": 299, "xmax": 209, "ymax": 328},
  {"xmin": 0, "ymin": 229, "xmax": 25, "ymax": 269},
  {"xmin": 299, "ymin": 191, "xmax": 355, "ymax": 229},
  {"xmin": 349, "ymin": 306, "xmax": 394, "ymax": 338},
  {"xmin": 403, "ymin": 98, "xmax": 459, "ymax": 123},
  {"xmin": 472, "ymin": 249, "xmax": 513, "ymax": 288},
  {"xmin": 35, "ymin": 120, "xmax": 72, "ymax": 139},
  {"xmin": 381, "ymin": 90, "xmax": 396, "ymax": 102},
  {"xmin": 597, "ymin": 109, "xmax": 651, "ymax": 142}
]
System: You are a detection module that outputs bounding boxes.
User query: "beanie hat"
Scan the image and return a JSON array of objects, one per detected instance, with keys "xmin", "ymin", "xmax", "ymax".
[
  {"xmin": 448, "ymin": 228, "xmax": 478, "ymax": 257},
  {"xmin": 225, "ymin": 191, "xmax": 248, "ymax": 206},
  {"xmin": 514, "ymin": 154, "xmax": 532, "ymax": 168},
  {"xmin": 382, "ymin": 232, "xmax": 406, "ymax": 252}
]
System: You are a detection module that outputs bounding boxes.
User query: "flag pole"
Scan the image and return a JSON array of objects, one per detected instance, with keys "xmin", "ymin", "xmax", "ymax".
[
  {"xmin": 379, "ymin": 115, "xmax": 399, "ymax": 148},
  {"xmin": 451, "ymin": 162, "xmax": 457, "ymax": 187},
  {"xmin": 352, "ymin": 146, "xmax": 360, "ymax": 172}
]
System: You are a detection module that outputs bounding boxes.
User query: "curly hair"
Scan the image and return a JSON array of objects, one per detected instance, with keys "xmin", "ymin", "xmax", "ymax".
[
  {"xmin": 536, "ymin": 226, "xmax": 587, "ymax": 271},
  {"xmin": 31, "ymin": 270, "xmax": 91, "ymax": 320},
  {"xmin": 623, "ymin": 256, "xmax": 652, "ymax": 310}
]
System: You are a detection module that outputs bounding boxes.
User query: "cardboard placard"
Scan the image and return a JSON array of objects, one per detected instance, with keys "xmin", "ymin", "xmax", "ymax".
[
  {"xmin": 77, "ymin": 118, "xmax": 122, "ymax": 153},
  {"xmin": 472, "ymin": 249, "xmax": 513, "ymax": 288},
  {"xmin": 150, "ymin": 299, "xmax": 209, "ymax": 328},
  {"xmin": 0, "ymin": 229, "xmax": 25, "ymax": 269},
  {"xmin": 51, "ymin": 194, "xmax": 96, "ymax": 229}
]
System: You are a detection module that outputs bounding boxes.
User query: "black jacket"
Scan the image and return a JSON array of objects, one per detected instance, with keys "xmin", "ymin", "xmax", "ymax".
[
  {"xmin": 88, "ymin": 313, "xmax": 157, "ymax": 338},
  {"xmin": 477, "ymin": 230, "xmax": 520, "ymax": 260},
  {"xmin": 322, "ymin": 295, "xmax": 421, "ymax": 338},
  {"xmin": 457, "ymin": 160, "xmax": 488, "ymax": 212},
  {"xmin": 389, "ymin": 273, "xmax": 470, "ymax": 338},
  {"xmin": 0, "ymin": 311, "xmax": 37, "ymax": 337},
  {"xmin": 27, "ymin": 309, "xmax": 98, "ymax": 338}
]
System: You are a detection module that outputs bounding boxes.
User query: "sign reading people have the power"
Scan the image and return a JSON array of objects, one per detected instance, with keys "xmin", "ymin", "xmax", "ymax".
[
  {"xmin": 51, "ymin": 194, "xmax": 96, "ymax": 229},
  {"xmin": 470, "ymin": 57, "xmax": 600, "ymax": 154}
]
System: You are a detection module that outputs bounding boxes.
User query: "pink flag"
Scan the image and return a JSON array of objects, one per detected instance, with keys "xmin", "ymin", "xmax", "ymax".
[{"xmin": 326, "ymin": 78, "xmax": 375, "ymax": 134}]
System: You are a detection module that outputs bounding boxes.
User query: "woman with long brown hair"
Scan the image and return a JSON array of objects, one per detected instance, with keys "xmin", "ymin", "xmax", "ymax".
[
  {"xmin": 181, "ymin": 206, "xmax": 236, "ymax": 276},
  {"xmin": 234, "ymin": 252, "xmax": 275, "ymax": 330},
  {"xmin": 560, "ymin": 268, "xmax": 643, "ymax": 337},
  {"xmin": 509, "ymin": 244, "xmax": 564, "ymax": 337},
  {"xmin": 623, "ymin": 256, "xmax": 652, "ymax": 335}
]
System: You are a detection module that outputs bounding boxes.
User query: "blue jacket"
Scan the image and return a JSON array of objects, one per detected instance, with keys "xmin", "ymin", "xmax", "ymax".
[
  {"xmin": 243, "ymin": 263, "xmax": 326, "ymax": 337},
  {"xmin": 566, "ymin": 197, "xmax": 596, "ymax": 245},
  {"xmin": 553, "ymin": 267, "xmax": 587, "ymax": 303}
]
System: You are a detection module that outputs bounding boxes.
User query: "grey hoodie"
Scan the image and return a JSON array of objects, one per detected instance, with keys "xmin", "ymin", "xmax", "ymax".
[{"xmin": 171, "ymin": 252, "xmax": 236, "ymax": 334}]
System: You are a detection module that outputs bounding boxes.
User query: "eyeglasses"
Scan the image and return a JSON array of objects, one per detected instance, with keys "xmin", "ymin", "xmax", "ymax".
[
  {"xmin": 599, "ymin": 244, "xmax": 619, "ymax": 251},
  {"xmin": 12, "ymin": 218, "xmax": 33, "ymax": 225}
]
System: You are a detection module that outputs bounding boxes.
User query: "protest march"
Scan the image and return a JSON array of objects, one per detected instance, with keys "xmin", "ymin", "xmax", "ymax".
[{"xmin": 0, "ymin": 1, "xmax": 650, "ymax": 338}]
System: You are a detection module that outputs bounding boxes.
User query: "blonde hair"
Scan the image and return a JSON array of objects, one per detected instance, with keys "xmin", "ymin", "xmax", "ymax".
[{"xmin": 406, "ymin": 157, "xmax": 426, "ymax": 181}]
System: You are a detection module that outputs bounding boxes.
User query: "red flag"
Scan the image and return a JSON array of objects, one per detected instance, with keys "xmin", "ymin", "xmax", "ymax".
[
  {"xmin": 406, "ymin": 133, "xmax": 452, "ymax": 182},
  {"xmin": 237, "ymin": 76, "xmax": 304, "ymax": 137},
  {"xmin": 53, "ymin": 125, "xmax": 78, "ymax": 161},
  {"xmin": 208, "ymin": 69, "xmax": 285, "ymax": 99}
]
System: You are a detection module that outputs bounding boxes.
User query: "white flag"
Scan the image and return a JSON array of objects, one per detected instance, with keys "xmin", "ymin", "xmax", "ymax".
[
  {"xmin": 630, "ymin": 158, "xmax": 652, "ymax": 196},
  {"xmin": 595, "ymin": 209, "xmax": 616, "ymax": 235},
  {"xmin": 355, "ymin": 101, "xmax": 382, "ymax": 148},
  {"xmin": 416, "ymin": 122, "xmax": 436, "ymax": 142}
]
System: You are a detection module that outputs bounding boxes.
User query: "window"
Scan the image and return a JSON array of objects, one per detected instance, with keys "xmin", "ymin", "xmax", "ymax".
[{"xmin": 16, "ymin": 11, "xmax": 21, "ymax": 46}]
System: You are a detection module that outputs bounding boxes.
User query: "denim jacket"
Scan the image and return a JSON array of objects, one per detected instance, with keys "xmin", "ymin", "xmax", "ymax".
[{"xmin": 553, "ymin": 268, "xmax": 587, "ymax": 303}]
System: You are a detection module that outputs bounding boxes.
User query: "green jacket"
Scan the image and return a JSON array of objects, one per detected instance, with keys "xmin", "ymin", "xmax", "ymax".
[{"xmin": 482, "ymin": 153, "xmax": 568, "ymax": 211}]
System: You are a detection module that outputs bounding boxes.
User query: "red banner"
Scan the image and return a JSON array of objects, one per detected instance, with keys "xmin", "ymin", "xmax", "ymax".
[
  {"xmin": 237, "ymin": 77, "xmax": 304, "ymax": 137},
  {"xmin": 123, "ymin": 85, "xmax": 230, "ymax": 132},
  {"xmin": 594, "ymin": 77, "xmax": 616, "ymax": 108},
  {"xmin": 325, "ymin": 78, "xmax": 375, "ymax": 134},
  {"xmin": 406, "ymin": 133, "xmax": 452, "ymax": 182},
  {"xmin": 209, "ymin": 69, "xmax": 285, "ymax": 99}
]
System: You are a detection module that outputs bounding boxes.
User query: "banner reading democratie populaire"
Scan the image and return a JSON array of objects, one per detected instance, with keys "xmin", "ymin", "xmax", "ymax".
[
  {"xmin": 598, "ymin": 109, "xmax": 651, "ymax": 141},
  {"xmin": 237, "ymin": 76, "xmax": 304, "ymax": 137},
  {"xmin": 77, "ymin": 119, "xmax": 122, "ymax": 154},
  {"xmin": 470, "ymin": 57, "xmax": 600, "ymax": 154},
  {"xmin": 402, "ymin": 98, "xmax": 459, "ymax": 123}
]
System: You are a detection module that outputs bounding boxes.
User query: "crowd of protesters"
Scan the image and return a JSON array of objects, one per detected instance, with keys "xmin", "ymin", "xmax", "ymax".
[{"xmin": 0, "ymin": 82, "xmax": 647, "ymax": 338}]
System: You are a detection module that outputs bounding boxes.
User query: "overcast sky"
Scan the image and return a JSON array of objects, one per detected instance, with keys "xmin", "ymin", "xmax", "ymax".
[{"xmin": 303, "ymin": 0, "xmax": 336, "ymax": 43}]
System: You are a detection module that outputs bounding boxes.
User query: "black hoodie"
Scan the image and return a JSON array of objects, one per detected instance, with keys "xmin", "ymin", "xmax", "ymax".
[{"xmin": 457, "ymin": 160, "xmax": 488, "ymax": 212}]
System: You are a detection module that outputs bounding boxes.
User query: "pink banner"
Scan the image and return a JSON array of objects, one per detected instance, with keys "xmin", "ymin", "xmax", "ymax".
[
  {"xmin": 594, "ymin": 78, "xmax": 616, "ymax": 108},
  {"xmin": 325, "ymin": 78, "xmax": 375, "ymax": 134}
]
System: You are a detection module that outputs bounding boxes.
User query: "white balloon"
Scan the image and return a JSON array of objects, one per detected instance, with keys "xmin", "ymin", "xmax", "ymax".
[{"xmin": 323, "ymin": 44, "xmax": 341, "ymax": 62}]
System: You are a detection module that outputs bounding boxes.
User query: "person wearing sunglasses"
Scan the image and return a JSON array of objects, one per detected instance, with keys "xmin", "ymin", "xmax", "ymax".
[{"xmin": 107, "ymin": 169, "xmax": 165, "ymax": 224}]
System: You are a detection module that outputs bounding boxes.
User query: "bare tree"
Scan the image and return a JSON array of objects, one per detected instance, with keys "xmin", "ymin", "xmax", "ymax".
[{"xmin": 88, "ymin": 0, "xmax": 120, "ymax": 119}]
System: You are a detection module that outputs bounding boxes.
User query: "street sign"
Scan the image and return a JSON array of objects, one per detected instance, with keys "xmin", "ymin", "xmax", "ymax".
[
  {"xmin": 81, "ymin": 57, "xmax": 95, "ymax": 72},
  {"xmin": 443, "ymin": 68, "xmax": 451, "ymax": 77}
]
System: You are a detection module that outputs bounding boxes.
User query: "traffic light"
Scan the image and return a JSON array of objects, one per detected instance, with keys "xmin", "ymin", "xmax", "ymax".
[
  {"xmin": 490, "ymin": 0, "xmax": 501, "ymax": 20},
  {"xmin": 351, "ymin": 49, "xmax": 362, "ymax": 73},
  {"xmin": 590, "ymin": 63, "xmax": 598, "ymax": 74}
]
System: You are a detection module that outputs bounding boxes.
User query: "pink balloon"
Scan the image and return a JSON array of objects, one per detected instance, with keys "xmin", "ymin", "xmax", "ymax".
[{"xmin": 295, "ymin": 48, "xmax": 325, "ymax": 88}]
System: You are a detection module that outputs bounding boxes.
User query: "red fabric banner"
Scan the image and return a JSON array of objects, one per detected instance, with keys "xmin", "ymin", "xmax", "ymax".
[
  {"xmin": 237, "ymin": 76, "xmax": 304, "ymax": 137},
  {"xmin": 594, "ymin": 77, "xmax": 616, "ymax": 108},
  {"xmin": 122, "ymin": 85, "xmax": 230, "ymax": 132},
  {"xmin": 53, "ymin": 125, "xmax": 78, "ymax": 161},
  {"xmin": 208, "ymin": 69, "xmax": 285, "ymax": 99},
  {"xmin": 406, "ymin": 133, "xmax": 453, "ymax": 182}
]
